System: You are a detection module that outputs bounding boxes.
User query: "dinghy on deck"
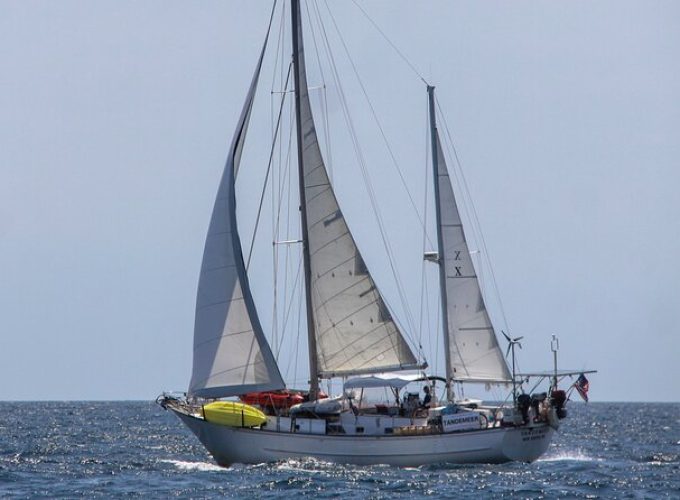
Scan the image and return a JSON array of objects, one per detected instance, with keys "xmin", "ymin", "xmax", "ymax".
[
  {"xmin": 202, "ymin": 401, "xmax": 266, "ymax": 428},
  {"xmin": 239, "ymin": 390, "xmax": 304, "ymax": 410}
]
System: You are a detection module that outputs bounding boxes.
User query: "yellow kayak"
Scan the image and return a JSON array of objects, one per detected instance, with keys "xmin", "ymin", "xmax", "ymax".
[{"xmin": 202, "ymin": 401, "xmax": 266, "ymax": 428}]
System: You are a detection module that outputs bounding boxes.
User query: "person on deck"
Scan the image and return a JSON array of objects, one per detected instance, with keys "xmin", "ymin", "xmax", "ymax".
[{"xmin": 421, "ymin": 386, "xmax": 432, "ymax": 409}]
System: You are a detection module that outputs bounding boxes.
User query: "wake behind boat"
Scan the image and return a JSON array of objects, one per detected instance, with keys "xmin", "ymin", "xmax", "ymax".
[{"xmin": 158, "ymin": 0, "xmax": 595, "ymax": 467}]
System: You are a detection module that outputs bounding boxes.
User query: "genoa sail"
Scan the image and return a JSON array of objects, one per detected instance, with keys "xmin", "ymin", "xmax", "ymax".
[
  {"xmin": 431, "ymin": 100, "xmax": 511, "ymax": 383},
  {"xmin": 292, "ymin": 4, "xmax": 420, "ymax": 378},
  {"xmin": 188, "ymin": 25, "xmax": 284, "ymax": 398}
]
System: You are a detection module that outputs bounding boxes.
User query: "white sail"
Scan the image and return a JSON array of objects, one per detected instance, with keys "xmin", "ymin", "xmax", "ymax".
[
  {"xmin": 434, "ymin": 132, "xmax": 512, "ymax": 383},
  {"xmin": 188, "ymin": 30, "xmax": 284, "ymax": 398},
  {"xmin": 292, "ymin": 7, "xmax": 420, "ymax": 378}
]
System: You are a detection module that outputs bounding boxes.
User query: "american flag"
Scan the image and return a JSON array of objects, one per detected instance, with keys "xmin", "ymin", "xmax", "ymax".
[{"xmin": 574, "ymin": 373, "xmax": 590, "ymax": 402}]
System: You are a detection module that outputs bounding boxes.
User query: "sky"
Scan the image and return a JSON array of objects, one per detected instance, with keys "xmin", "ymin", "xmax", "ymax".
[{"xmin": 1, "ymin": 1, "xmax": 679, "ymax": 402}]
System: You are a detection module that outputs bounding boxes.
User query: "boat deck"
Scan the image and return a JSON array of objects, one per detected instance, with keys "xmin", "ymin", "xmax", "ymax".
[{"xmin": 161, "ymin": 396, "xmax": 528, "ymax": 438}]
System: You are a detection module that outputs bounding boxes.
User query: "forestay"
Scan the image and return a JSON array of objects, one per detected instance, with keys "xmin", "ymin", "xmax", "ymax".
[
  {"xmin": 292, "ymin": 7, "xmax": 420, "ymax": 378},
  {"xmin": 434, "ymin": 131, "xmax": 511, "ymax": 383},
  {"xmin": 188, "ymin": 25, "xmax": 284, "ymax": 398}
]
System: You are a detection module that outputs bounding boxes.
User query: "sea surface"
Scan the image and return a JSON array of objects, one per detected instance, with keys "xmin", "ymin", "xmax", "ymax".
[{"xmin": 0, "ymin": 402, "xmax": 678, "ymax": 498}]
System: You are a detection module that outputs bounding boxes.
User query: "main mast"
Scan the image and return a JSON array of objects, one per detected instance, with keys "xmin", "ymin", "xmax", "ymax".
[
  {"xmin": 291, "ymin": 0, "xmax": 320, "ymax": 400},
  {"xmin": 428, "ymin": 85, "xmax": 454, "ymax": 402}
]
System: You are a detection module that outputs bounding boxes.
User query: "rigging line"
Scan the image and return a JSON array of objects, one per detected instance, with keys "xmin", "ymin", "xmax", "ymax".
[
  {"xmin": 246, "ymin": 61, "xmax": 293, "ymax": 270},
  {"xmin": 274, "ymin": 87, "xmax": 296, "ymax": 352},
  {"xmin": 283, "ymin": 103, "xmax": 296, "ymax": 329},
  {"xmin": 306, "ymin": 0, "xmax": 332, "ymax": 180},
  {"xmin": 277, "ymin": 252, "xmax": 303, "ymax": 358},
  {"xmin": 269, "ymin": 0, "xmax": 286, "ymax": 120},
  {"xmin": 270, "ymin": 5, "xmax": 286, "ymax": 351},
  {"xmin": 433, "ymin": 273, "xmax": 441, "ymax": 378},
  {"xmin": 319, "ymin": 0, "xmax": 419, "ymax": 342},
  {"xmin": 273, "ymin": 100, "xmax": 294, "ymax": 338},
  {"xmin": 272, "ymin": 44, "xmax": 293, "ymax": 352},
  {"xmin": 272, "ymin": 154, "xmax": 279, "ymax": 353},
  {"xmin": 273, "ymin": 2, "xmax": 287, "ymax": 270},
  {"xmin": 423, "ymin": 270, "xmax": 434, "ymax": 373},
  {"xmin": 272, "ymin": 141, "xmax": 278, "ymax": 355},
  {"xmin": 270, "ymin": 1, "xmax": 287, "ymax": 99},
  {"xmin": 269, "ymin": 0, "xmax": 285, "ymax": 92},
  {"xmin": 304, "ymin": 0, "xmax": 327, "ymax": 87},
  {"xmin": 309, "ymin": 1, "xmax": 333, "ymax": 180},
  {"xmin": 323, "ymin": 0, "xmax": 433, "ymax": 250},
  {"xmin": 272, "ymin": 2, "xmax": 287, "ymax": 212},
  {"xmin": 288, "ymin": 266, "xmax": 304, "ymax": 381},
  {"xmin": 276, "ymin": 253, "xmax": 301, "ymax": 357},
  {"xmin": 274, "ymin": 92, "xmax": 295, "ymax": 273},
  {"xmin": 323, "ymin": 80, "xmax": 332, "ymax": 181},
  {"xmin": 435, "ymin": 98, "xmax": 511, "ymax": 331},
  {"xmin": 276, "ymin": 111, "xmax": 288, "ymax": 334},
  {"xmin": 275, "ymin": 87, "xmax": 296, "ymax": 220},
  {"xmin": 349, "ymin": 0, "xmax": 428, "ymax": 86},
  {"xmin": 262, "ymin": 1, "xmax": 280, "ymax": 147},
  {"xmin": 276, "ymin": 94, "xmax": 295, "ymax": 226},
  {"xmin": 277, "ymin": 2, "xmax": 287, "ymax": 185}
]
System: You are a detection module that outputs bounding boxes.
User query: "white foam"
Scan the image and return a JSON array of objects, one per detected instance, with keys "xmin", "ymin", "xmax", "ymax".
[
  {"xmin": 538, "ymin": 451, "xmax": 601, "ymax": 462},
  {"xmin": 273, "ymin": 458, "xmax": 331, "ymax": 473},
  {"xmin": 161, "ymin": 459, "xmax": 227, "ymax": 472}
]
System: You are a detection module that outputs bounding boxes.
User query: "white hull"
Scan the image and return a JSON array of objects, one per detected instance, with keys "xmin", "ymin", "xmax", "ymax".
[{"xmin": 172, "ymin": 410, "xmax": 554, "ymax": 467}]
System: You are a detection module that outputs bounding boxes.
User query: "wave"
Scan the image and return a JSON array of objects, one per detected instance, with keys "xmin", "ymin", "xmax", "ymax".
[
  {"xmin": 160, "ymin": 459, "xmax": 227, "ymax": 472},
  {"xmin": 538, "ymin": 451, "xmax": 601, "ymax": 462}
]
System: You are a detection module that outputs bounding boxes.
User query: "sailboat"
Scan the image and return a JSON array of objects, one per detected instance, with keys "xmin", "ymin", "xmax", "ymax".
[{"xmin": 158, "ymin": 1, "xmax": 594, "ymax": 467}]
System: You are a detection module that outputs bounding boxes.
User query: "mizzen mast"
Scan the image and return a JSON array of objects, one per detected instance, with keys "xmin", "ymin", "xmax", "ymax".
[{"xmin": 427, "ymin": 85, "xmax": 454, "ymax": 402}]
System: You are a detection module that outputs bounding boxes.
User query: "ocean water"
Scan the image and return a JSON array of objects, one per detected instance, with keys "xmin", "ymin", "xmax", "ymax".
[{"xmin": 0, "ymin": 402, "xmax": 678, "ymax": 498}]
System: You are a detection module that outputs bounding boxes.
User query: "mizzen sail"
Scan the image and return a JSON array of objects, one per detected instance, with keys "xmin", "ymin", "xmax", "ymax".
[
  {"xmin": 431, "ymin": 93, "xmax": 511, "ymax": 383},
  {"xmin": 189, "ymin": 24, "xmax": 284, "ymax": 398},
  {"xmin": 292, "ymin": 3, "xmax": 420, "ymax": 378}
]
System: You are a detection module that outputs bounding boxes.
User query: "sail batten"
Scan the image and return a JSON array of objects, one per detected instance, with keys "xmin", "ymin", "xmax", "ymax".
[
  {"xmin": 291, "ymin": 2, "xmax": 420, "ymax": 378},
  {"xmin": 188, "ymin": 22, "xmax": 284, "ymax": 399},
  {"xmin": 428, "ymin": 87, "xmax": 511, "ymax": 385}
]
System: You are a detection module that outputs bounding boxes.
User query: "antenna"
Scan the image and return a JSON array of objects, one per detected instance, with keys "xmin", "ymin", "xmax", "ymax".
[
  {"xmin": 502, "ymin": 331, "xmax": 523, "ymax": 406},
  {"xmin": 551, "ymin": 334, "xmax": 559, "ymax": 393}
]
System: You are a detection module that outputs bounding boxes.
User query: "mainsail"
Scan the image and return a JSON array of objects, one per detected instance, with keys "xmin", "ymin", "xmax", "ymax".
[
  {"xmin": 189, "ymin": 25, "xmax": 284, "ymax": 398},
  {"xmin": 291, "ymin": 2, "xmax": 420, "ymax": 378},
  {"xmin": 429, "ymin": 88, "xmax": 511, "ymax": 383}
]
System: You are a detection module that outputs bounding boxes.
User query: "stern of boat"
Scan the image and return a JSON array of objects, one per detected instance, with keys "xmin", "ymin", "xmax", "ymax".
[{"xmin": 501, "ymin": 423, "xmax": 555, "ymax": 462}]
